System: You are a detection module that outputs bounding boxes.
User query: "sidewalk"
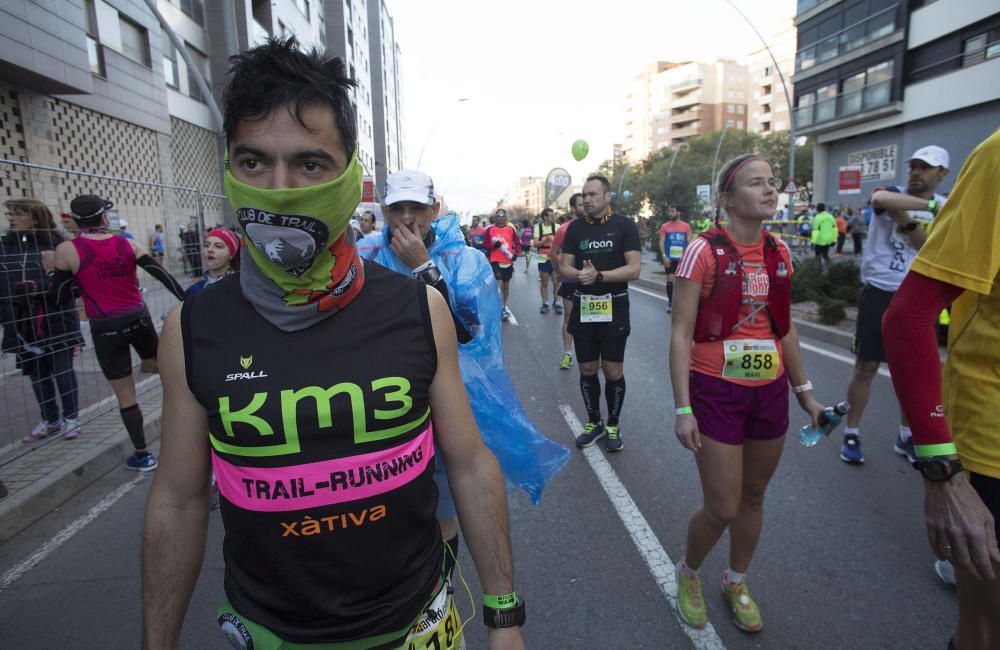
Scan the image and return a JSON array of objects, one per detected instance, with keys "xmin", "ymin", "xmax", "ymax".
[{"xmin": 0, "ymin": 377, "xmax": 163, "ymax": 543}]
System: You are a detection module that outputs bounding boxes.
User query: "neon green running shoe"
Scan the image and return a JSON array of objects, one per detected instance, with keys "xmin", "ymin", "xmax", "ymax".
[
  {"xmin": 722, "ymin": 577, "xmax": 762, "ymax": 633},
  {"xmin": 559, "ymin": 353, "xmax": 573, "ymax": 370},
  {"xmin": 604, "ymin": 425, "xmax": 623, "ymax": 452},
  {"xmin": 575, "ymin": 420, "xmax": 605, "ymax": 448},
  {"xmin": 676, "ymin": 563, "xmax": 707, "ymax": 629}
]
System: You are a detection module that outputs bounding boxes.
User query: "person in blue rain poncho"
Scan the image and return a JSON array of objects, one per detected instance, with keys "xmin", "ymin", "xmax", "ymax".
[{"xmin": 358, "ymin": 170, "xmax": 569, "ymax": 566}]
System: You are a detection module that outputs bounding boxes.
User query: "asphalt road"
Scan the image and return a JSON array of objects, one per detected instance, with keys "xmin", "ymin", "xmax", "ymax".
[{"xmin": 0, "ymin": 268, "xmax": 956, "ymax": 649}]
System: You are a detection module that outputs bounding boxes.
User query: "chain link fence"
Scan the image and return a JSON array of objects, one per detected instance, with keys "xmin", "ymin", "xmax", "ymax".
[{"xmin": 0, "ymin": 158, "xmax": 229, "ymax": 466}]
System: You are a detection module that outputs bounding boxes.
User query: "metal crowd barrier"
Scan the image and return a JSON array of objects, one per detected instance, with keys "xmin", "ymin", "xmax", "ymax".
[{"xmin": 0, "ymin": 158, "xmax": 228, "ymax": 465}]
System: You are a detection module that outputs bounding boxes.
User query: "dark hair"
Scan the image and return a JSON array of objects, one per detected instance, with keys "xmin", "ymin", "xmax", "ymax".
[
  {"xmin": 540, "ymin": 208, "xmax": 554, "ymax": 219},
  {"xmin": 569, "ymin": 192, "xmax": 583, "ymax": 208},
  {"xmin": 816, "ymin": 203, "xmax": 826, "ymax": 212},
  {"xmin": 223, "ymin": 37, "xmax": 358, "ymax": 155},
  {"xmin": 585, "ymin": 175, "xmax": 611, "ymax": 193}
]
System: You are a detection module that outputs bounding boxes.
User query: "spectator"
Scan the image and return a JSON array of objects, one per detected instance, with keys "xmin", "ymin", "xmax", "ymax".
[
  {"xmin": 835, "ymin": 210, "xmax": 848, "ymax": 257},
  {"xmin": 1, "ymin": 198, "xmax": 83, "ymax": 442},
  {"xmin": 846, "ymin": 207, "xmax": 866, "ymax": 256},
  {"xmin": 180, "ymin": 220, "xmax": 202, "ymax": 277},
  {"xmin": 184, "ymin": 227, "xmax": 240, "ymax": 297},
  {"xmin": 811, "ymin": 203, "xmax": 837, "ymax": 263},
  {"xmin": 149, "ymin": 224, "xmax": 165, "ymax": 264},
  {"xmin": 119, "ymin": 219, "xmax": 135, "ymax": 240},
  {"xmin": 358, "ymin": 210, "xmax": 377, "ymax": 236}
]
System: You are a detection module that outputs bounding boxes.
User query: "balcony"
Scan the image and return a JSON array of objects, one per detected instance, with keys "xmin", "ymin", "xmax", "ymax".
[
  {"xmin": 671, "ymin": 92, "xmax": 701, "ymax": 109},
  {"xmin": 671, "ymin": 123, "xmax": 701, "ymax": 140},
  {"xmin": 671, "ymin": 77, "xmax": 702, "ymax": 92},
  {"xmin": 794, "ymin": 78, "xmax": 897, "ymax": 133},
  {"xmin": 796, "ymin": 5, "xmax": 898, "ymax": 73}
]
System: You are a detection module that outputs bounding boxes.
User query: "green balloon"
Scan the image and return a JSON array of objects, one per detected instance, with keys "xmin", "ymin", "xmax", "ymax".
[{"xmin": 571, "ymin": 139, "xmax": 589, "ymax": 161}]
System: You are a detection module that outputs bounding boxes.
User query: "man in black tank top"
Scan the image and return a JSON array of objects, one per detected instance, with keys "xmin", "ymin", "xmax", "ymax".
[{"xmin": 142, "ymin": 38, "xmax": 524, "ymax": 650}]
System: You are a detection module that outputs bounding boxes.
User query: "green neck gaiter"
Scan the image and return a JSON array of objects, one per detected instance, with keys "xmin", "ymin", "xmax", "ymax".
[{"xmin": 224, "ymin": 150, "xmax": 363, "ymax": 293}]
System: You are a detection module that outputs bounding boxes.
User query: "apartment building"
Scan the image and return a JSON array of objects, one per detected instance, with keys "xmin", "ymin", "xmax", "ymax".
[
  {"xmin": 623, "ymin": 59, "xmax": 749, "ymax": 162},
  {"xmin": 503, "ymin": 177, "xmax": 581, "ymax": 216},
  {"xmin": 1, "ymin": 0, "xmax": 405, "ymax": 242},
  {"xmin": 793, "ymin": 0, "xmax": 1000, "ymax": 201},
  {"xmin": 746, "ymin": 18, "xmax": 797, "ymax": 134},
  {"xmin": 367, "ymin": 0, "xmax": 404, "ymax": 193}
]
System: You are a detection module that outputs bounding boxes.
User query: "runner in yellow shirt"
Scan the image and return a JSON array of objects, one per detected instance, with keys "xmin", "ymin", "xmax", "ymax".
[{"xmin": 883, "ymin": 128, "xmax": 1000, "ymax": 650}]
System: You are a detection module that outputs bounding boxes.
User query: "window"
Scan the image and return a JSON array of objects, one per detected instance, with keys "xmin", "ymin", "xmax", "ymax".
[
  {"xmin": 727, "ymin": 104, "xmax": 735, "ymax": 114},
  {"xmin": 815, "ymin": 84, "xmax": 837, "ymax": 122},
  {"xmin": 295, "ymin": 0, "xmax": 310, "ymax": 20},
  {"xmin": 736, "ymin": 120, "xmax": 743, "ymax": 129},
  {"xmin": 863, "ymin": 61, "xmax": 891, "ymax": 108},
  {"xmin": 177, "ymin": 0, "xmax": 204, "ymax": 26},
  {"xmin": 736, "ymin": 105, "xmax": 745, "ymax": 114},
  {"xmin": 161, "ymin": 31, "xmax": 178, "ymax": 89},
  {"xmin": 963, "ymin": 31, "xmax": 1000, "ymax": 67},
  {"xmin": 119, "ymin": 16, "xmax": 150, "ymax": 67},
  {"xmin": 797, "ymin": 91, "xmax": 815, "ymax": 127},
  {"xmin": 186, "ymin": 45, "xmax": 210, "ymax": 103},
  {"xmin": 762, "ymin": 121, "xmax": 771, "ymax": 132},
  {"xmin": 763, "ymin": 66, "xmax": 772, "ymax": 77},
  {"xmin": 84, "ymin": 0, "xmax": 104, "ymax": 77},
  {"xmin": 762, "ymin": 84, "xmax": 772, "ymax": 95},
  {"xmin": 841, "ymin": 71, "xmax": 866, "ymax": 114},
  {"xmin": 762, "ymin": 103, "xmax": 771, "ymax": 113},
  {"xmin": 726, "ymin": 119, "xmax": 735, "ymax": 127},
  {"xmin": 278, "ymin": 20, "xmax": 288, "ymax": 37},
  {"xmin": 347, "ymin": 27, "xmax": 354, "ymax": 47}
]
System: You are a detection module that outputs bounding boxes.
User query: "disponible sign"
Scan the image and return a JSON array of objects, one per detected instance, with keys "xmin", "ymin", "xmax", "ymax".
[
  {"xmin": 838, "ymin": 165, "xmax": 862, "ymax": 194},
  {"xmin": 846, "ymin": 145, "xmax": 897, "ymax": 182}
]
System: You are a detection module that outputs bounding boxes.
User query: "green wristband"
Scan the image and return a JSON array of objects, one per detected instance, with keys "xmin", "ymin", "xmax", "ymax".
[
  {"xmin": 483, "ymin": 592, "xmax": 518, "ymax": 610},
  {"xmin": 915, "ymin": 442, "xmax": 958, "ymax": 458},
  {"xmin": 675, "ymin": 406, "xmax": 693, "ymax": 415}
]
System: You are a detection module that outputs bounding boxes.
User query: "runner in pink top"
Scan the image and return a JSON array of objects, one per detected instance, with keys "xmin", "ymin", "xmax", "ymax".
[{"xmin": 48, "ymin": 194, "xmax": 185, "ymax": 472}]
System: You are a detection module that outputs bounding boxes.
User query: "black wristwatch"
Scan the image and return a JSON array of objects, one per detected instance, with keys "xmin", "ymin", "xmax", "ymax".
[
  {"xmin": 595, "ymin": 271, "xmax": 604, "ymax": 283},
  {"xmin": 415, "ymin": 264, "xmax": 442, "ymax": 286},
  {"xmin": 913, "ymin": 456, "xmax": 963, "ymax": 482},
  {"xmin": 899, "ymin": 221, "xmax": 918, "ymax": 234},
  {"xmin": 483, "ymin": 596, "xmax": 526, "ymax": 629}
]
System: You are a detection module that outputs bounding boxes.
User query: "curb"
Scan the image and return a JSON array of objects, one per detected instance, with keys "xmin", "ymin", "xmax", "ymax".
[
  {"xmin": 635, "ymin": 276, "xmax": 854, "ymax": 352},
  {"xmin": 0, "ymin": 410, "xmax": 162, "ymax": 544}
]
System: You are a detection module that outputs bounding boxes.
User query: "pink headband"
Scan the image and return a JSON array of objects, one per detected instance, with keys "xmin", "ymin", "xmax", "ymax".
[
  {"xmin": 206, "ymin": 228, "xmax": 240, "ymax": 258},
  {"xmin": 720, "ymin": 156, "xmax": 764, "ymax": 194}
]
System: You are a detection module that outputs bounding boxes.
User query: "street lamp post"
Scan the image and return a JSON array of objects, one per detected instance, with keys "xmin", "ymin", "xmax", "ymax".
[
  {"xmin": 710, "ymin": 124, "xmax": 731, "ymax": 205},
  {"xmin": 416, "ymin": 98, "xmax": 471, "ymax": 169},
  {"xmin": 666, "ymin": 142, "xmax": 688, "ymax": 185},
  {"xmin": 724, "ymin": 0, "xmax": 796, "ymax": 185}
]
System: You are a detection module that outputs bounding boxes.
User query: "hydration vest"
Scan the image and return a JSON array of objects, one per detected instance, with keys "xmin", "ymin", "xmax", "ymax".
[{"xmin": 693, "ymin": 227, "xmax": 791, "ymax": 343}]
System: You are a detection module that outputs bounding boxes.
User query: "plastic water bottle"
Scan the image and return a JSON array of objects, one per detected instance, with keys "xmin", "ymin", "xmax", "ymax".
[{"xmin": 798, "ymin": 401, "xmax": 850, "ymax": 447}]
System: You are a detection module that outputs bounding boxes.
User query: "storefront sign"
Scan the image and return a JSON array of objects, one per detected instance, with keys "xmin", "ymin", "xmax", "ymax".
[{"xmin": 846, "ymin": 145, "xmax": 896, "ymax": 182}]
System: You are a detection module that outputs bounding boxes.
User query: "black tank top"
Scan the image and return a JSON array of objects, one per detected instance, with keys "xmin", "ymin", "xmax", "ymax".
[{"xmin": 181, "ymin": 259, "xmax": 443, "ymax": 644}]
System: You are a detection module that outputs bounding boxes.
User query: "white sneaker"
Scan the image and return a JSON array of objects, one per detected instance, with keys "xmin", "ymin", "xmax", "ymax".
[
  {"xmin": 63, "ymin": 418, "xmax": 82, "ymax": 440},
  {"xmin": 22, "ymin": 420, "xmax": 62, "ymax": 443}
]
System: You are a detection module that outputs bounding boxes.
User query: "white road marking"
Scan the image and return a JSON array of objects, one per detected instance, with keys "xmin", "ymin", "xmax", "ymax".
[
  {"xmin": 558, "ymin": 404, "xmax": 727, "ymax": 650},
  {"xmin": 630, "ymin": 283, "xmax": 893, "ymax": 378},
  {"xmin": 0, "ymin": 475, "xmax": 145, "ymax": 592}
]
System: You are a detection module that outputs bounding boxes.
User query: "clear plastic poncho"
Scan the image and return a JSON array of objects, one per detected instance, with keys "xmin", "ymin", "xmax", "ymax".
[{"xmin": 358, "ymin": 212, "xmax": 569, "ymax": 503}]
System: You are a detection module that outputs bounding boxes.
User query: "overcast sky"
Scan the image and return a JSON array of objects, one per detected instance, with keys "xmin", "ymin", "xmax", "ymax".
[{"xmin": 384, "ymin": 0, "xmax": 796, "ymax": 213}]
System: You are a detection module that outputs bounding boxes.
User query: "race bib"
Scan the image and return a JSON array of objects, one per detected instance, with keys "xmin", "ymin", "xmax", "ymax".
[
  {"xmin": 580, "ymin": 293, "xmax": 613, "ymax": 323},
  {"xmin": 668, "ymin": 245, "xmax": 684, "ymax": 260},
  {"xmin": 405, "ymin": 583, "xmax": 464, "ymax": 650},
  {"xmin": 722, "ymin": 339, "xmax": 779, "ymax": 381}
]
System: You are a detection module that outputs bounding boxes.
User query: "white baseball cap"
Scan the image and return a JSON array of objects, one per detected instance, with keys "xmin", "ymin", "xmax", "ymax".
[
  {"xmin": 908, "ymin": 145, "xmax": 950, "ymax": 169},
  {"xmin": 384, "ymin": 170, "xmax": 435, "ymax": 206}
]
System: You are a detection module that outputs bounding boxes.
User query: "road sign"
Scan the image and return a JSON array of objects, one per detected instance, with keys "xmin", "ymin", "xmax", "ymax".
[
  {"xmin": 696, "ymin": 184, "xmax": 711, "ymax": 206},
  {"xmin": 783, "ymin": 178, "xmax": 799, "ymax": 194}
]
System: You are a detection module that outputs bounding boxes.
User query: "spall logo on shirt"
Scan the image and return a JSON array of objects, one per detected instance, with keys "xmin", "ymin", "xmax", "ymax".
[{"xmin": 227, "ymin": 355, "xmax": 268, "ymax": 382}]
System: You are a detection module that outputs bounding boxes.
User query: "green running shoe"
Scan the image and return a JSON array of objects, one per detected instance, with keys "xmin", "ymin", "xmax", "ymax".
[
  {"xmin": 559, "ymin": 353, "xmax": 573, "ymax": 370},
  {"xmin": 604, "ymin": 425, "xmax": 623, "ymax": 452},
  {"xmin": 676, "ymin": 563, "xmax": 707, "ymax": 629},
  {"xmin": 575, "ymin": 420, "xmax": 605, "ymax": 448},
  {"xmin": 722, "ymin": 577, "xmax": 762, "ymax": 633}
]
